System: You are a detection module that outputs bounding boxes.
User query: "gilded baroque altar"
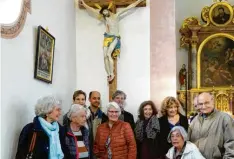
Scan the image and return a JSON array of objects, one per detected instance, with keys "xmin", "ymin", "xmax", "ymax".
[{"xmin": 178, "ymin": 1, "xmax": 234, "ymax": 117}]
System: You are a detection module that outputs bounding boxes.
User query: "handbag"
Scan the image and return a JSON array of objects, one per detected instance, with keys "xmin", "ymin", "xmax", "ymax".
[{"xmin": 26, "ymin": 132, "xmax": 37, "ymax": 159}]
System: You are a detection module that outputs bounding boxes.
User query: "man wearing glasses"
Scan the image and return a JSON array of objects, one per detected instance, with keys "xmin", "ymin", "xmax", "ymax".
[{"xmin": 188, "ymin": 92, "xmax": 234, "ymax": 159}]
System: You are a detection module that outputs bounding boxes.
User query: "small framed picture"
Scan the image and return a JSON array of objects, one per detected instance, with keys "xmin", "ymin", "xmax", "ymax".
[
  {"xmin": 34, "ymin": 26, "xmax": 55, "ymax": 83},
  {"xmin": 210, "ymin": 2, "xmax": 233, "ymax": 26}
]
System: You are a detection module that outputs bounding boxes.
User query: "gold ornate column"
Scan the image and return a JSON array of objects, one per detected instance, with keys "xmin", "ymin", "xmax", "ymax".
[{"xmin": 188, "ymin": 25, "xmax": 201, "ymax": 89}]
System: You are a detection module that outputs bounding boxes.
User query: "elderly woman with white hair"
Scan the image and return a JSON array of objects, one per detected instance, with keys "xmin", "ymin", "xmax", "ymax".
[
  {"xmin": 60, "ymin": 104, "xmax": 90, "ymax": 159},
  {"xmin": 166, "ymin": 126, "xmax": 205, "ymax": 159},
  {"xmin": 93, "ymin": 102, "xmax": 136, "ymax": 159},
  {"xmin": 112, "ymin": 90, "xmax": 135, "ymax": 131},
  {"xmin": 16, "ymin": 95, "xmax": 64, "ymax": 159}
]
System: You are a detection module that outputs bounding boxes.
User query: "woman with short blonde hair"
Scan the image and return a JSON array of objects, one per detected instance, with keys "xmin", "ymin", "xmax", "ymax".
[
  {"xmin": 159, "ymin": 96, "xmax": 188, "ymax": 158},
  {"xmin": 161, "ymin": 96, "xmax": 185, "ymax": 116}
]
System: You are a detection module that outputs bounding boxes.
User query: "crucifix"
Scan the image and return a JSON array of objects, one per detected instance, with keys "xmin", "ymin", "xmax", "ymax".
[{"xmin": 79, "ymin": 0, "xmax": 146, "ymax": 101}]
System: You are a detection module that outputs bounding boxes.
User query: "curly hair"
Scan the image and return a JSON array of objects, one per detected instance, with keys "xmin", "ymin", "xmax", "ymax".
[
  {"xmin": 73, "ymin": 90, "xmax": 86, "ymax": 101},
  {"xmin": 35, "ymin": 95, "xmax": 61, "ymax": 117},
  {"xmin": 161, "ymin": 96, "xmax": 183, "ymax": 116},
  {"xmin": 138, "ymin": 100, "xmax": 158, "ymax": 120}
]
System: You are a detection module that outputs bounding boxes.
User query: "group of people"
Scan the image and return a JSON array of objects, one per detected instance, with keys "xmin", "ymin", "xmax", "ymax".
[{"xmin": 15, "ymin": 90, "xmax": 234, "ymax": 159}]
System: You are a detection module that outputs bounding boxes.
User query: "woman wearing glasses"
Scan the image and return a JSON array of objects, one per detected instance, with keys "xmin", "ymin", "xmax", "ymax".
[
  {"xmin": 159, "ymin": 96, "xmax": 188, "ymax": 158},
  {"xmin": 93, "ymin": 102, "xmax": 136, "ymax": 159}
]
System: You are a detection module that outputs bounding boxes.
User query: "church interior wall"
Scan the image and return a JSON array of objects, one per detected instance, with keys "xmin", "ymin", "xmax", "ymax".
[
  {"xmin": 1, "ymin": 0, "xmax": 77, "ymax": 158},
  {"xmin": 3, "ymin": 0, "xmax": 234, "ymax": 158}
]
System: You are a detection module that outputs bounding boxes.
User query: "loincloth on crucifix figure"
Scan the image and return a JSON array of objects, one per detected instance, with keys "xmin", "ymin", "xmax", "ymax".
[
  {"xmin": 80, "ymin": 0, "xmax": 144, "ymax": 82},
  {"xmin": 103, "ymin": 33, "xmax": 121, "ymax": 81}
]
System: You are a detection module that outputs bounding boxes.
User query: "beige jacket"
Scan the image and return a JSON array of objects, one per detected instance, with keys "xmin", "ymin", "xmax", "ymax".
[{"xmin": 188, "ymin": 109, "xmax": 234, "ymax": 159}]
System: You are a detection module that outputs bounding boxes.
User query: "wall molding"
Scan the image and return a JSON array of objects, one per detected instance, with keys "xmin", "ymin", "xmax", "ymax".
[{"xmin": 0, "ymin": 0, "xmax": 31, "ymax": 39}]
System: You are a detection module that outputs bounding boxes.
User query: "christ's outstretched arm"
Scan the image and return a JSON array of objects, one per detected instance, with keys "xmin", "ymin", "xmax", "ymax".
[
  {"xmin": 80, "ymin": 0, "xmax": 101, "ymax": 19},
  {"xmin": 115, "ymin": 0, "xmax": 145, "ymax": 17}
]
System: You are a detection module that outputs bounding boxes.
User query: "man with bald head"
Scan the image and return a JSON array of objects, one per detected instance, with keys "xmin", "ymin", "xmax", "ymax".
[{"xmin": 188, "ymin": 92, "xmax": 234, "ymax": 159}]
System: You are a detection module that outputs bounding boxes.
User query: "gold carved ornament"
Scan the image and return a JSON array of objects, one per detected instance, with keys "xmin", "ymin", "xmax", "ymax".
[{"xmin": 179, "ymin": 17, "xmax": 200, "ymax": 48}]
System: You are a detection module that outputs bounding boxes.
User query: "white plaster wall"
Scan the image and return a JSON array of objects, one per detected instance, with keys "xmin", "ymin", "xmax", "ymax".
[
  {"xmin": 1, "ymin": 0, "xmax": 76, "ymax": 158},
  {"xmin": 76, "ymin": 1, "xmax": 150, "ymax": 120},
  {"xmin": 175, "ymin": 0, "xmax": 234, "ymax": 89}
]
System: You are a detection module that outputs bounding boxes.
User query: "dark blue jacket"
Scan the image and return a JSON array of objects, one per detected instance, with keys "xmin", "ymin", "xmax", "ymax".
[
  {"xmin": 15, "ymin": 116, "xmax": 50, "ymax": 159},
  {"xmin": 60, "ymin": 125, "xmax": 89, "ymax": 159}
]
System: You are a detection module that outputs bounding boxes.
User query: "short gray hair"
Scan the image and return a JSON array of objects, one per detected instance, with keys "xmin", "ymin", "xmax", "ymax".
[
  {"xmin": 112, "ymin": 90, "xmax": 127, "ymax": 100},
  {"xmin": 67, "ymin": 104, "xmax": 86, "ymax": 120},
  {"xmin": 35, "ymin": 95, "xmax": 61, "ymax": 117},
  {"xmin": 167, "ymin": 126, "xmax": 188, "ymax": 143},
  {"xmin": 106, "ymin": 102, "xmax": 121, "ymax": 116}
]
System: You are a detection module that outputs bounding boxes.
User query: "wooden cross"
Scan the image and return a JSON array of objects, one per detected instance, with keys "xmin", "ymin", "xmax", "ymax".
[{"xmin": 80, "ymin": 0, "xmax": 146, "ymax": 101}]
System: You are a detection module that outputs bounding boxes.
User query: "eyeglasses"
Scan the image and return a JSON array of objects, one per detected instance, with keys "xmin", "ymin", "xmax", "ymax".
[
  {"xmin": 197, "ymin": 101, "xmax": 210, "ymax": 106},
  {"xmin": 108, "ymin": 110, "xmax": 119, "ymax": 114}
]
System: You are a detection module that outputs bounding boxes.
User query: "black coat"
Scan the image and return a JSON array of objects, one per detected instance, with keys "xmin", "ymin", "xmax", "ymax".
[
  {"xmin": 15, "ymin": 116, "xmax": 58, "ymax": 159},
  {"xmin": 122, "ymin": 110, "xmax": 135, "ymax": 131},
  {"xmin": 158, "ymin": 114, "xmax": 188, "ymax": 157}
]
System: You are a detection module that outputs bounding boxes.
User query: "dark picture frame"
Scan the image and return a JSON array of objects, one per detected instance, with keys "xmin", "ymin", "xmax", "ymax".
[{"xmin": 34, "ymin": 26, "xmax": 55, "ymax": 83}]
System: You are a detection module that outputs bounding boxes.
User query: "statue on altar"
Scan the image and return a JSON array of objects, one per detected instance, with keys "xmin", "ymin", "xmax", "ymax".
[
  {"xmin": 80, "ymin": 0, "xmax": 144, "ymax": 82},
  {"xmin": 179, "ymin": 64, "xmax": 187, "ymax": 90}
]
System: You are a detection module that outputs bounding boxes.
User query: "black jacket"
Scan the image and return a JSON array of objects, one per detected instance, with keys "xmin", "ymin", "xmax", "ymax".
[
  {"xmin": 122, "ymin": 110, "xmax": 135, "ymax": 131},
  {"xmin": 158, "ymin": 114, "xmax": 188, "ymax": 157},
  {"xmin": 15, "ymin": 116, "xmax": 56, "ymax": 159}
]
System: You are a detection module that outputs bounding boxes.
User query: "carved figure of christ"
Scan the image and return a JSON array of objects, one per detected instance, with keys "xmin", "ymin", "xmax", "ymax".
[{"xmin": 80, "ymin": 0, "xmax": 145, "ymax": 82}]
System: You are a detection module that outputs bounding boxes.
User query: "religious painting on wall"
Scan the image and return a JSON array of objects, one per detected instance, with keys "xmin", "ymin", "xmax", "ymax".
[
  {"xmin": 34, "ymin": 26, "xmax": 55, "ymax": 83},
  {"xmin": 210, "ymin": 2, "xmax": 233, "ymax": 26},
  {"xmin": 199, "ymin": 34, "xmax": 234, "ymax": 87}
]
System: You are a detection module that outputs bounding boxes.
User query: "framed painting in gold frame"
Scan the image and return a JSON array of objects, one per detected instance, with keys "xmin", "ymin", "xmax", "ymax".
[
  {"xmin": 209, "ymin": 2, "xmax": 233, "ymax": 26},
  {"xmin": 197, "ymin": 33, "xmax": 234, "ymax": 89},
  {"xmin": 34, "ymin": 26, "xmax": 55, "ymax": 84}
]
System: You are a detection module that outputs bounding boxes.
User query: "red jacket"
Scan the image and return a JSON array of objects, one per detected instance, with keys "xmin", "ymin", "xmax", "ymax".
[{"xmin": 93, "ymin": 120, "xmax": 136, "ymax": 159}]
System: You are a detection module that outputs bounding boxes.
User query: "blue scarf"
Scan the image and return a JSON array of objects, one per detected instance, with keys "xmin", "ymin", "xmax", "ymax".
[{"xmin": 38, "ymin": 117, "xmax": 64, "ymax": 159}]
